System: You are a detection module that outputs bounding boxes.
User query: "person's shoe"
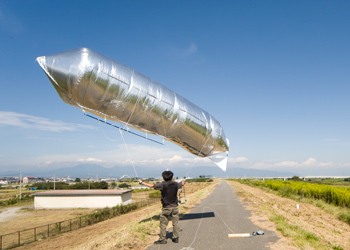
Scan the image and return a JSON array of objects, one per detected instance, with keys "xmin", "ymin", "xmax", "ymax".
[
  {"xmin": 154, "ymin": 239, "xmax": 167, "ymax": 244},
  {"xmin": 172, "ymin": 238, "xmax": 179, "ymax": 243}
]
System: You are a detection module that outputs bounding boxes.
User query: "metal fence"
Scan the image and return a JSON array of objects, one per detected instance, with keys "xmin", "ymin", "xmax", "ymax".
[{"xmin": 0, "ymin": 198, "xmax": 159, "ymax": 250}]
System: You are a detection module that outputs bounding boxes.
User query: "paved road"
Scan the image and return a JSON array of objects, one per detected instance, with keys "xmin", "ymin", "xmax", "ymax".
[{"xmin": 147, "ymin": 180, "xmax": 279, "ymax": 250}]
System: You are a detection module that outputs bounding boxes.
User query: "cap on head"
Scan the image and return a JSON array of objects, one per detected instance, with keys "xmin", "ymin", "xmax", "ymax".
[{"xmin": 162, "ymin": 171, "xmax": 174, "ymax": 181}]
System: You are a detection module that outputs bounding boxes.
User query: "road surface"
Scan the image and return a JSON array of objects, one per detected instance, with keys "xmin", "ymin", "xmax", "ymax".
[{"xmin": 147, "ymin": 180, "xmax": 279, "ymax": 250}]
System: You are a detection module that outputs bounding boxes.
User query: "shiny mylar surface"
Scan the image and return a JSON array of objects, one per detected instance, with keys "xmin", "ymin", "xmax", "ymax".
[{"xmin": 37, "ymin": 48, "xmax": 229, "ymax": 157}]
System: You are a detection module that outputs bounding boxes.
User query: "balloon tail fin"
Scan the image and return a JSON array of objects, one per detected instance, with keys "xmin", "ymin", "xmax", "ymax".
[{"xmin": 209, "ymin": 152, "xmax": 228, "ymax": 171}]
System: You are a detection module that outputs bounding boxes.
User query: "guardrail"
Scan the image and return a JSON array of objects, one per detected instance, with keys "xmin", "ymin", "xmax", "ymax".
[{"xmin": 0, "ymin": 198, "xmax": 159, "ymax": 249}]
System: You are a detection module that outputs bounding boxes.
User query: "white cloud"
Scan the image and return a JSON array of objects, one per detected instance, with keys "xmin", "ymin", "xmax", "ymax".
[
  {"xmin": 77, "ymin": 158, "xmax": 104, "ymax": 163},
  {"xmin": 301, "ymin": 158, "xmax": 317, "ymax": 166},
  {"xmin": 230, "ymin": 157, "xmax": 249, "ymax": 164},
  {"xmin": 274, "ymin": 161, "xmax": 299, "ymax": 167},
  {"xmin": 248, "ymin": 157, "xmax": 334, "ymax": 171},
  {"xmin": 155, "ymin": 155, "xmax": 185, "ymax": 165},
  {"xmin": 0, "ymin": 111, "xmax": 94, "ymax": 132},
  {"xmin": 299, "ymin": 158, "xmax": 333, "ymax": 168},
  {"xmin": 15, "ymin": 143, "xmax": 216, "ymax": 170},
  {"xmin": 125, "ymin": 152, "xmax": 211, "ymax": 168},
  {"xmin": 1, "ymin": 129, "xmax": 345, "ymax": 176}
]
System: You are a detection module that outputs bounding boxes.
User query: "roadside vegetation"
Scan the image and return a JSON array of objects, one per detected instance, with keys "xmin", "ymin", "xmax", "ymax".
[
  {"xmin": 230, "ymin": 178, "xmax": 350, "ymax": 250},
  {"xmin": 31, "ymin": 181, "xmax": 109, "ymax": 190},
  {"xmin": 0, "ymin": 177, "xmax": 202, "ymax": 209},
  {"xmin": 235, "ymin": 178, "xmax": 350, "ymax": 224},
  {"xmin": 0, "ymin": 194, "xmax": 33, "ymax": 207},
  {"xmin": 0, "ymin": 202, "xmax": 152, "ymax": 250},
  {"xmin": 186, "ymin": 177, "xmax": 213, "ymax": 183},
  {"xmin": 303, "ymin": 177, "xmax": 350, "ymax": 187},
  {"xmin": 0, "ymin": 188, "xmax": 38, "ymax": 207},
  {"xmin": 6, "ymin": 179, "xmax": 218, "ymax": 250}
]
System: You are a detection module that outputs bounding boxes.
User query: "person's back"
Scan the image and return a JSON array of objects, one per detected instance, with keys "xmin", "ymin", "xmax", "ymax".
[
  {"xmin": 139, "ymin": 170, "xmax": 185, "ymax": 244},
  {"xmin": 161, "ymin": 180, "xmax": 179, "ymax": 208}
]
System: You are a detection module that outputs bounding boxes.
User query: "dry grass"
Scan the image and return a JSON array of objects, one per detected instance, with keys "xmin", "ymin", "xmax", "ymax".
[
  {"xmin": 0, "ymin": 207, "xmax": 95, "ymax": 235},
  {"xmin": 131, "ymin": 190, "xmax": 153, "ymax": 201},
  {"xmin": 228, "ymin": 180, "xmax": 350, "ymax": 250},
  {"xmin": 5, "ymin": 179, "xmax": 348, "ymax": 250},
  {"xmin": 0, "ymin": 189, "xmax": 39, "ymax": 202},
  {"xmin": 5, "ymin": 181, "xmax": 218, "ymax": 250}
]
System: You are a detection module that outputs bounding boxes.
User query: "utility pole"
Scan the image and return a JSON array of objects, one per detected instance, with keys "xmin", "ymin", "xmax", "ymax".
[
  {"xmin": 19, "ymin": 171, "xmax": 22, "ymax": 200},
  {"xmin": 54, "ymin": 174, "xmax": 56, "ymax": 190},
  {"xmin": 88, "ymin": 174, "xmax": 90, "ymax": 189}
]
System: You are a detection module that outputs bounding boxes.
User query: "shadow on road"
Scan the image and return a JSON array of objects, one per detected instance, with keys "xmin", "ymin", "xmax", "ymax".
[
  {"xmin": 180, "ymin": 212, "xmax": 215, "ymax": 220},
  {"xmin": 139, "ymin": 215, "xmax": 160, "ymax": 223},
  {"xmin": 139, "ymin": 212, "xmax": 215, "ymax": 224}
]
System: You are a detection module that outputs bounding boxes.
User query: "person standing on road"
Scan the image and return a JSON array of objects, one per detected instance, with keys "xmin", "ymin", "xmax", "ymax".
[{"xmin": 139, "ymin": 171, "xmax": 186, "ymax": 244}]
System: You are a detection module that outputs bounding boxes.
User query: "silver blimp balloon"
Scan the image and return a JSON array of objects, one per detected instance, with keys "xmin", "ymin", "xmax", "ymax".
[{"xmin": 37, "ymin": 48, "xmax": 229, "ymax": 164}]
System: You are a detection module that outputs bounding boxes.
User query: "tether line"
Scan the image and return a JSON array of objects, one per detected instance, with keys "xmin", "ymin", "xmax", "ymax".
[
  {"xmin": 83, "ymin": 109, "xmax": 157, "ymax": 222},
  {"xmin": 118, "ymin": 128, "xmax": 156, "ymax": 223},
  {"xmin": 185, "ymin": 133, "xmax": 212, "ymax": 178},
  {"xmin": 83, "ymin": 112, "xmax": 164, "ymax": 145}
]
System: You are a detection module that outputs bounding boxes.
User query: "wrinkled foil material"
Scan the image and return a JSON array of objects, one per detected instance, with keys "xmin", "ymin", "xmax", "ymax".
[{"xmin": 37, "ymin": 48, "xmax": 229, "ymax": 157}]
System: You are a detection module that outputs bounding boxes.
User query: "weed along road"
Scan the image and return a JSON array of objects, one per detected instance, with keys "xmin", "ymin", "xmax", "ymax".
[{"xmin": 147, "ymin": 180, "xmax": 279, "ymax": 250}]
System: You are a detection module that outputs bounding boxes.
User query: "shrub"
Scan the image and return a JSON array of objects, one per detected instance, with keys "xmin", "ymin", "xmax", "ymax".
[
  {"xmin": 118, "ymin": 183, "xmax": 131, "ymax": 189},
  {"xmin": 236, "ymin": 179, "xmax": 350, "ymax": 209},
  {"xmin": 149, "ymin": 190, "xmax": 161, "ymax": 198},
  {"xmin": 187, "ymin": 178, "xmax": 213, "ymax": 183}
]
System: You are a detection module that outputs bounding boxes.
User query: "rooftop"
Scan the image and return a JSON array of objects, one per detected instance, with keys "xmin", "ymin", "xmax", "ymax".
[{"xmin": 34, "ymin": 189, "xmax": 132, "ymax": 196}]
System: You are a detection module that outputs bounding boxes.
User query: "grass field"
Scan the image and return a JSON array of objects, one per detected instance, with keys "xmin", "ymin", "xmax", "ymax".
[
  {"xmin": 229, "ymin": 180, "xmax": 350, "ymax": 250},
  {"xmin": 3, "ymin": 179, "xmax": 350, "ymax": 249},
  {"xmin": 304, "ymin": 178, "xmax": 350, "ymax": 187},
  {"xmin": 0, "ymin": 189, "xmax": 41, "ymax": 201},
  {"xmin": 0, "ymin": 181, "xmax": 212, "ymax": 235},
  {"xmin": 1, "ymin": 180, "xmax": 218, "ymax": 250}
]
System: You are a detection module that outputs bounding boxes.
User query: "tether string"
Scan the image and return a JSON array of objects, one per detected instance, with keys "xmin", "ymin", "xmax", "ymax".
[
  {"xmin": 118, "ymin": 128, "xmax": 155, "ymax": 220},
  {"xmin": 185, "ymin": 133, "xmax": 212, "ymax": 178},
  {"xmin": 83, "ymin": 112, "xmax": 164, "ymax": 145},
  {"xmin": 187, "ymin": 205, "xmax": 234, "ymax": 248}
]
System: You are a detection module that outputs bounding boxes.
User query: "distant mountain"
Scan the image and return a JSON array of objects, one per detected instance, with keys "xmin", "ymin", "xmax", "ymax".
[
  {"xmin": 188, "ymin": 166, "xmax": 298, "ymax": 179},
  {"xmin": 0, "ymin": 164, "xmax": 299, "ymax": 179}
]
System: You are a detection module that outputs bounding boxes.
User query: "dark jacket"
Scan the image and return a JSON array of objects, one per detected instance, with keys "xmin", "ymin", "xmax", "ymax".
[{"xmin": 154, "ymin": 180, "xmax": 182, "ymax": 208}]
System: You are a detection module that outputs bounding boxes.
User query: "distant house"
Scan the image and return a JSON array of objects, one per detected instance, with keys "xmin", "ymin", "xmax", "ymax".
[
  {"xmin": 33, "ymin": 189, "xmax": 132, "ymax": 209},
  {"xmin": 131, "ymin": 185, "xmax": 150, "ymax": 190},
  {"xmin": 23, "ymin": 177, "xmax": 36, "ymax": 184}
]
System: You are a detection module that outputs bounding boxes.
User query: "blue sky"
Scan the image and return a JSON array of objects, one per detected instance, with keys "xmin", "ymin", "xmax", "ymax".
[{"xmin": 0, "ymin": 0, "xmax": 349, "ymax": 177}]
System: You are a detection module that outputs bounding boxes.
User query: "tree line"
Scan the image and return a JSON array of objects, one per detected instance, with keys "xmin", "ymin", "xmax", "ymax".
[{"xmin": 31, "ymin": 181, "xmax": 108, "ymax": 190}]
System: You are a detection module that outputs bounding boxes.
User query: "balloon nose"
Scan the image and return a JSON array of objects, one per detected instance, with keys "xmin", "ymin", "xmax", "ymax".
[{"xmin": 36, "ymin": 54, "xmax": 76, "ymax": 106}]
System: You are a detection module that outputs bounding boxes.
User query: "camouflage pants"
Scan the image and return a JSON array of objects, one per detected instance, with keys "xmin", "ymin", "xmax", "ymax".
[{"xmin": 159, "ymin": 207, "xmax": 179, "ymax": 240}]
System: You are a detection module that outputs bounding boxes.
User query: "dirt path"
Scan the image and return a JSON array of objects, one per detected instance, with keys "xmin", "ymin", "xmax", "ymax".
[
  {"xmin": 0, "ymin": 206, "xmax": 31, "ymax": 222},
  {"xmin": 228, "ymin": 181, "xmax": 350, "ymax": 250}
]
